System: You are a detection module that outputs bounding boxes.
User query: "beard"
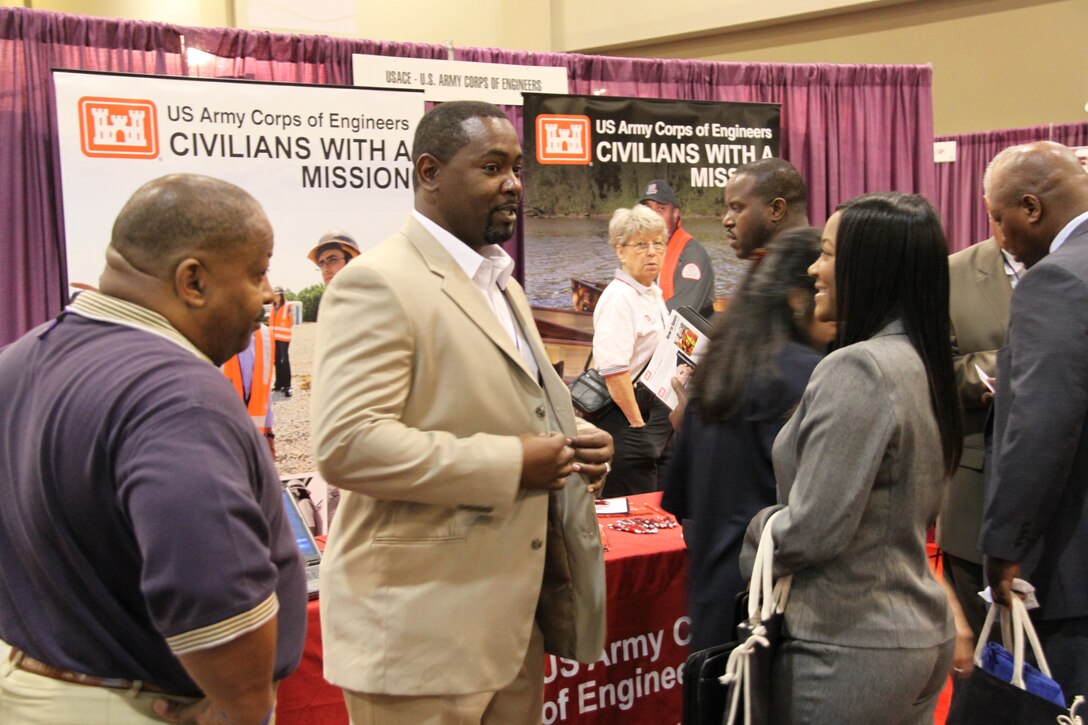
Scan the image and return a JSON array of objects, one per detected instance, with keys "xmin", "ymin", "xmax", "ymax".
[
  {"xmin": 485, "ymin": 215, "xmax": 517, "ymax": 243},
  {"xmin": 483, "ymin": 219, "xmax": 515, "ymax": 245},
  {"xmin": 739, "ymin": 220, "xmax": 777, "ymax": 259}
]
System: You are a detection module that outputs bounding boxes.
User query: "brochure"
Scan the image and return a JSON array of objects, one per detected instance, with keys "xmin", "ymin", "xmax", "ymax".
[{"xmin": 637, "ymin": 306, "xmax": 712, "ymax": 409}]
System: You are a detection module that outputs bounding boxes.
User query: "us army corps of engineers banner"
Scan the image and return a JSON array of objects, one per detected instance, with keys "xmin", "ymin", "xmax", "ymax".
[
  {"xmin": 521, "ymin": 93, "xmax": 780, "ymax": 309},
  {"xmin": 52, "ymin": 70, "xmax": 424, "ymax": 294}
]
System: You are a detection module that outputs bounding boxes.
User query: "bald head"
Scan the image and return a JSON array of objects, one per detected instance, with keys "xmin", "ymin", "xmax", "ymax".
[
  {"xmin": 985, "ymin": 142, "xmax": 1088, "ymax": 267},
  {"xmin": 111, "ymin": 174, "xmax": 269, "ymax": 278},
  {"xmin": 101, "ymin": 174, "xmax": 275, "ymax": 366}
]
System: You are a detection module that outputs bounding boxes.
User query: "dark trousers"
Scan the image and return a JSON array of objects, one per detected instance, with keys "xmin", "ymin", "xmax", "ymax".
[
  {"xmin": 1034, "ymin": 615, "xmax": 1088, "ymax": 705},
  {"xmin": 274, "ymin": 340, "xmax": 291, "ymax": 391},
  {"xmin": 597, "ymin": 386, "xmax": 673, "ymax": 498}
]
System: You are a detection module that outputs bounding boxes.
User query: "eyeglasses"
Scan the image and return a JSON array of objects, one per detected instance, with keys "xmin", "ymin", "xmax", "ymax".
[
  {"xmin": 623, "ymin": 241, "xmax": 666, "ymax": 253},
  {"xmin": 317, "ymin": 255, "xmax": 347, "ymax": 269}
]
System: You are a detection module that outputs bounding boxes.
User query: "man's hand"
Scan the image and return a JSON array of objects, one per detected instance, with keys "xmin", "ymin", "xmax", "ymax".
[
  {"xmin": 570, "ymin": 428, "xmax": 614, "ymax": 494},
  {"xmin": 985, "ymin": 556, "xmax": 1021, "ymax": 607},
  {"xmin": 153, "ymin": 619, "xmax": 276, "ymax": 725},
  {"xmin": 669, "ymin": 378, "xmax": 689, "ymax": 431},
  {"xmin": 519, "ymin": 432, "xmax": 575, "ymax": 491}
]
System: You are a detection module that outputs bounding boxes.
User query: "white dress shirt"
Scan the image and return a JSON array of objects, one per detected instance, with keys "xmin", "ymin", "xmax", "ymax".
[{"xmin": 412, "ymin": 210, "xmax": 539, "ymax": 381}]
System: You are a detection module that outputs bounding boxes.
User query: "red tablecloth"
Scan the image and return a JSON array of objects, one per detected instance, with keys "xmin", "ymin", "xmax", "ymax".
[{"xmin": 276, "ymin": 492, "xmax": 688, "ymax": 725}]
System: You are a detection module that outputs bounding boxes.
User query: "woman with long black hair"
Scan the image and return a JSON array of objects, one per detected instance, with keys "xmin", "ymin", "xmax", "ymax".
[
  {"xmin": 662, "ymin": 227, "xmax": 834, "ymax": 652},
  {"xmin": 745, "ymin": 192, "xmax": 972, "ymax": 723}
]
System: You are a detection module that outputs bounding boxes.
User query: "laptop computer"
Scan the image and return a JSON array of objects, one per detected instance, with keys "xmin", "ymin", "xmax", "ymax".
[{"xmin": 281, "ymin": 488, "xmax": 322, "ymax": 600}]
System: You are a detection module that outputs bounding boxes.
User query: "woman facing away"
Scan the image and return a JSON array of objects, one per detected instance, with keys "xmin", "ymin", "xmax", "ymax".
[
  {"xmin": 742, "ymin": 192, "xmax": 973, "ymax": 723},
  {"xmin": 661, "ymin": 227, "xmax": 834, "ymax": 652},
  {"xmin": 591, "ymin": 204, "xmax": 674, "ymax": 498}
]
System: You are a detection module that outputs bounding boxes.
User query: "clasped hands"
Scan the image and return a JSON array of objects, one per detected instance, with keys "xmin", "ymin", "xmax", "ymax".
[{"xmin": 520, "ymin": 430, "xmax": 614, "ymax": 494}]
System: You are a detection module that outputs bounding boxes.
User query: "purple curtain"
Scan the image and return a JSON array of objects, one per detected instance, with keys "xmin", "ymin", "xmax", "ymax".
[
  {"xmin": 0, "ymin": 6, "xmax": 935, "ymax": 344},
  {"xmin": 459, "ymin": 49, "xmax": 936, "ymax": 230},
  {"xmin": 934, "ymin": 122, "xmax": 1088, "ymax": 253},
  {"xmin": 0, "ymin": 8, "xmax": 183, "ymax": 344}
]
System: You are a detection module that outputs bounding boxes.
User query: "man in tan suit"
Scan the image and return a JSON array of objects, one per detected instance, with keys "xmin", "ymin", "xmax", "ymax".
[
  {"xmin": 311, "ymin": 101, "xmax": 612, "ymax": 724},
  {"xmin": 937, "ymin": 213, "xmax": 1017, "ymax": 638}
]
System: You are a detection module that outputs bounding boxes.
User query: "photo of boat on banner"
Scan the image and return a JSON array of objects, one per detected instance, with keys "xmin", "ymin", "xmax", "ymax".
[{"xmin": 521, "ymin": 93, "xmax": 780, "ymax": 377}]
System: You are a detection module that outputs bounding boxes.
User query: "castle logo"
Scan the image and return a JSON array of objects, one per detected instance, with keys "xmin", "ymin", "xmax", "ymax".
[
  {"xmin": 535, "ymin": 114, "xmax": 591, "ymax": 165},
  {"xmin": 78, "ymin": 97, "xmax": 159, "ymax": 159}
]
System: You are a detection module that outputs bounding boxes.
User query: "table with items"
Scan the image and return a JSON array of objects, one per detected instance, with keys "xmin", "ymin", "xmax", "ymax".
[{"xmin": 275, "ymin": 492, "xmax": 689, "ymax": 725}]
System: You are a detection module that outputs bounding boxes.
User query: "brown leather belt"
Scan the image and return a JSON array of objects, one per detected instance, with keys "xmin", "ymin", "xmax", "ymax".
[{"xmin": 8, "ymin": 647, "xmax": 172, "ymax": 695}]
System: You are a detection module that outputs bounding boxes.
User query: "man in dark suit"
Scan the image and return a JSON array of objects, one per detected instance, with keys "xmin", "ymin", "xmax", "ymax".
[
  {"xmin": 937, "ymin": 220, "xmax": 1017, "ymax": 639},
  {"xmin": 982, "ymin": 141, "xmax": 1088, "ymax": 700}
]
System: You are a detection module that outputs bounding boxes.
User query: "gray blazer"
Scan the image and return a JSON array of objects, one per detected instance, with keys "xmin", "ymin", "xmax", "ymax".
[
  {"xmin": 982, "ymin": 217, "xmax": 1088, "ymax": 621},
  {"xmin": 937, "ymin": 238, "xmax": 1011, "ymax": 563},
  {"xmin": 745, "ymin": 321, "xmax": 954, "ymax": 648}
]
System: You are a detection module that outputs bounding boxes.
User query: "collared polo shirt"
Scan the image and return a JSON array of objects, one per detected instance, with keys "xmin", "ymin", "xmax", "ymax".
[
  {"xmin": 592, "ymin": 269, "xmax": 669, "ymax": 378},
  {"xmin": 0, "ymin": 291, "xmax": 306, "ymax": 695}
]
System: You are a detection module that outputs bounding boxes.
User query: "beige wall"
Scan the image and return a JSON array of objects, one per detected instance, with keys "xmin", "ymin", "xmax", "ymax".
[
  {"xmin": 552, "ymin": 0, "xmax": 916, "ymax": 54},
  {"xmin": 12, "ymin": 0, "xmax": 551, "ymax": 52},
  {"xmin": 7, "ymin": 0, "xmax": 1085, "ymax": 135},
  {"xmin": 592, "ymin": 0, "xmax": 1087, "ymax": 136},
  {"xmin": 21, "ymin": 0, "xmax": 230, "ymax": 27},
  {"xmin": 337, "ymin": 0, "xmax": 551, "ymax": 51}
]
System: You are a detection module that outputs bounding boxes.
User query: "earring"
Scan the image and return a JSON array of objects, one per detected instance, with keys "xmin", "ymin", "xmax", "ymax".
[{"xmin": 793, "ymin": 308, "xmax": 804, "ymax": 320}]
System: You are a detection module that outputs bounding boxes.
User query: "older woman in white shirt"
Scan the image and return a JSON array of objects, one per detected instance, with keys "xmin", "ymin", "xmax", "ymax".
[{"xmin": 592, "ymin": 205, "xmax": 672, "ymax": 497}]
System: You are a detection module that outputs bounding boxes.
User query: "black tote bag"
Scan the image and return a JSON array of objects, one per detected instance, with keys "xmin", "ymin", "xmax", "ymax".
[
  {"xmin": 946, "ymin": 597, "xmax": 1067, "ymax": 725},
  {"xmin": 681, "ymin": 510, "xmax": 790, "ymax": 725}
]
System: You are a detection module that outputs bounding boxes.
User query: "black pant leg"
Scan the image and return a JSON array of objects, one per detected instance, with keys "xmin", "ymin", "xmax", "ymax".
[{"xmin": 274, "ymin": 340, "xmax": 292, "ymax": 391}]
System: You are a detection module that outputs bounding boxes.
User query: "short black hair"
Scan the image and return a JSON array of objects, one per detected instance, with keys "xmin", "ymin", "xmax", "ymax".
[
  {"xmin": 110, "ymin": 174, "xmax": 266, "ymax": 277},
  {"xmin": 411, "ymin": 101, "xmax": 510, "ymax": 188},
  {"xmin": 834, "ymin": 192, "xmax": 962, "ymax": 474},
  {"xmin": 735, "ymin": 158, "xmax": 808, "ymax": 214}
]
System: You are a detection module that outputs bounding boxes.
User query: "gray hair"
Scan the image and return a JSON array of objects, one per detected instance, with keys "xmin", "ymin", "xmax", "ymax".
[
  {"xmin": 608, "ymin": 204, "xmax": 667, "ymax": 247},
  {"xmin": 983, "ymin": 145, "xmax": 1020, "ymax": 197}
]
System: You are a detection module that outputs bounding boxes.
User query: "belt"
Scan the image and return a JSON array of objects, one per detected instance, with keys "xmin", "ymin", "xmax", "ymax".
[{"xmin": 8, "ymin": 647, "xmax": 172, "ymax": 695}]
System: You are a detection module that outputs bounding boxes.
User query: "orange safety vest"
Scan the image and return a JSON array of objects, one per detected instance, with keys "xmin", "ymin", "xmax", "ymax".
[
  {"xmin": 658, "ymin": 226, "xmax": 693, "ymax": 301},
  {"xmin": 270, "ymin": 302, "xmax": 293, "ymax": 342},
  {"xmin": 221, "ymin": 325, "xmax": 273, "ymax": 435}
]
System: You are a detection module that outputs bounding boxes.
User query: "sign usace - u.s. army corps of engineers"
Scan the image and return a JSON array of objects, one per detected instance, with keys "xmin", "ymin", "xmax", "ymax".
[{"xmin": 353, "ymin": 55, "xmax": 568, "ymax": 106}]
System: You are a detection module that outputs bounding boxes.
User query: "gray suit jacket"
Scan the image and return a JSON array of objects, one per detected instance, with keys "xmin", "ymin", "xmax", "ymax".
[
  {"xmin": 936, "ymin": 238, "xmax": 1011, "ymax": 562},
  {"xmin": 311, "ymin": 216, "xmax": 606, "ymax": 695},
  {"xmin": 745, "ymin": 321, "xmax": 954, "ymax": 648},
  {"xmin": 982, "ymin": 217, "xmax": 1088, "ymax": 621}
]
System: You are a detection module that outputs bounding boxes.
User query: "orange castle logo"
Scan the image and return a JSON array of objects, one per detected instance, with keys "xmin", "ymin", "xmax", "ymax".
[
  {"xmin": 536, "ymin": 114, "xmax": 591, "ymax": 165},
  {"xmin": 78, "ymin": 97, "xmax": 159, "ymax": 159}
]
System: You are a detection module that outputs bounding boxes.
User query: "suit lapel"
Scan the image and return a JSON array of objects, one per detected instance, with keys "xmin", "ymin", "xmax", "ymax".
[
  {"xmin": 975, "ymin": 240, "xmax": 1012, "ymax": 324},
  {"xmin": 402, "ymin": 217, "xmax": 535, "ymax": 384}
]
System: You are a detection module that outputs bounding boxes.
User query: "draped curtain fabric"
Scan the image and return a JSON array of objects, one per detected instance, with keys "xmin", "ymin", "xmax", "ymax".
[
  {"xmin": 0, "ymin": 9, "xmax": 183, "ymax": 344},
  {"xmin": 934, "ymin": 122, "xmax": 1088, "ymax": 253},
  {"xmin": 1, "ymin": 6, "xmax": 935, "ymax": 344}
]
